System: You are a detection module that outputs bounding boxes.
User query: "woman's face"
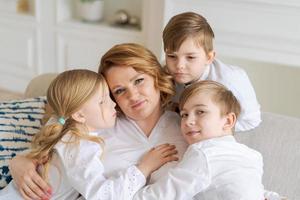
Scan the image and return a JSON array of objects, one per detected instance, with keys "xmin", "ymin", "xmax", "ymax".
[{"xmin": 104, "ymin": 66, "xmax": 161, "ymax": 121}]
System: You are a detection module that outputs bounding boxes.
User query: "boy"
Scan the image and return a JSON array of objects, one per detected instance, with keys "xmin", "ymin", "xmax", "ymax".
[
  {"xmin": 163, "ymin": 12, "xmax": 261, "ymax": 131},
  {"xmin": 134, "ymin": 80, "xmax": 265, "ymax": 200},
  {"xmin": 178, "ymin": 80, "xmax": 264, "ymax": 199}
]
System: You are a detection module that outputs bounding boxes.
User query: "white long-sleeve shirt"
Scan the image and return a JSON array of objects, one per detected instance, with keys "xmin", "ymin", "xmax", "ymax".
[
  {"xmin": 134, "ymin": 135, "xmax": 264, "ymax": 200},
  {"xmin": 0, "ymin": 132, "xmax": 146, "ymax": 200},
  {"xmin": 101, "ymin": 111, "xmax": 188, "ymax": 185},
  {"xmin": 172, "ymin": 59, "xmax": 261, "ymax": 132}
]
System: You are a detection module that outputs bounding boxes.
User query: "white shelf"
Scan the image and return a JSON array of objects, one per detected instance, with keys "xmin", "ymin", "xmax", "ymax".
[
  {"xmin": 57, "ymin": 19, "xmax": 142, "ymax": 38},
  {"xmin": 56, "ymin": 0, "xmax": 143, "ymax": 32}
]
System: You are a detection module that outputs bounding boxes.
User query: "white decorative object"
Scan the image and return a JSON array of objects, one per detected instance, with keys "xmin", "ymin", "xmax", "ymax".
[{"xmin": 76, "ymin": 0, "xmax": 104, "ymax": 22}]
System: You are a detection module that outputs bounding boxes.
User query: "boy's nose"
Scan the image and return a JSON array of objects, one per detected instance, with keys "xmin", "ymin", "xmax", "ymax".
[
  {"xmin": 175, "ymin": 59, "xmax": 185, "ymax": 70},
  {"xmin": 185, "ymin": 116, "xmax": 195, "ymax": 126}
]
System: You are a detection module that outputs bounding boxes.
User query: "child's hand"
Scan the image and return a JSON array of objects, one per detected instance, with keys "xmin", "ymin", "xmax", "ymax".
[
  {"xmin": 9, "ymin": 155, "xmax": 52, "ymax": 200},
  {"xmin": 137, "ymin": 143, "xmax": 178, "ymax": 178}
]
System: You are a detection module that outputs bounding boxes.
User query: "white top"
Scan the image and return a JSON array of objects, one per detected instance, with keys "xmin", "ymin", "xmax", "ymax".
[
  {"xmin": 101, "ymin": 111, "xmax": 188, "ymax": 184},
  {"xmin": 173, "ymin": 59, "xmax": 261, "ymax": 132},
  {"xmin": 0, "ymin": 132, "xmax": 146, "ymax": 200},
  {"xmin": 134, "ymin": 135, "xmax": 264, "ymax": 200}
]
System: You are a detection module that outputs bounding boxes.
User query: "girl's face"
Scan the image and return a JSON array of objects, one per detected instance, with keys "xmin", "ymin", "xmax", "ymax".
[
  {"xmin": 165, "ymin": 37, "xmax": 214, "ymax": 84},
  {"xmin": 104, "ymin": 66, "xmax": 161, "ymax": 122},
  {"xmin": 80, "ymin": 84, "xmax": 117, "ymax": 132},
  {"xmin": 180, "ymin": 92, "xmax": 228, "ymax": 144}
]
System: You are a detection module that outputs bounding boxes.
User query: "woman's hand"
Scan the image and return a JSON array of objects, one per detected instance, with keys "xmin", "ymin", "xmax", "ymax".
[
  {"xmin": 137, "ymin": 143, "xmax": 178, "ymax": 178},
  {"xmin": 8, "ymin": 155, "xmax": 52, "ymax": 200}
]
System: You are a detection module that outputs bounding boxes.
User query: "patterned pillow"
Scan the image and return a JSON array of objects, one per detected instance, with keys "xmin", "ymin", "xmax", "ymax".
[{"xmin": 0, "ymin": 96, "xmax": 47, "ymax": 189}]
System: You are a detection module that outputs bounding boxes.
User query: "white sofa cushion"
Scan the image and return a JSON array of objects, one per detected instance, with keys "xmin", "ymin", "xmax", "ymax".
[
  {"xmin": 235, "ymin": 112, "xmax": 300, "ymax": 200},
  {"xmin": 0, "ymin": 97, "xmax": 46, "ymax": 189}
]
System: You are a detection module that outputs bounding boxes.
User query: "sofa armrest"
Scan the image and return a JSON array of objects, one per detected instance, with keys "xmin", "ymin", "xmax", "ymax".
[
  {"xmin": 24, "ymin": 73, "xmax": 58, "ymax": 98},
  {"xmin": 235, "ymin": 112, "xmax": 300, "ymax": 199}
]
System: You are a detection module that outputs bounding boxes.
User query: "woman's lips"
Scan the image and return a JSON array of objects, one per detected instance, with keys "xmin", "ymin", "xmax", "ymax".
[{"xmin": 131, "ymin": 100, "xmax": 146, "ymax": 109}]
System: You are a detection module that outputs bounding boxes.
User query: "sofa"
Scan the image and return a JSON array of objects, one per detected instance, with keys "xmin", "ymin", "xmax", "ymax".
[{"xmin": 0, "ymin": 73, "xmax": 299, "ymax": 199}]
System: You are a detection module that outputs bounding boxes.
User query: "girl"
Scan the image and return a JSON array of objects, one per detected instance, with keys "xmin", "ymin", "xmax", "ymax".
[{"xmin": 1, "ymin": 69, "xmax": 177, "ymax": 200}]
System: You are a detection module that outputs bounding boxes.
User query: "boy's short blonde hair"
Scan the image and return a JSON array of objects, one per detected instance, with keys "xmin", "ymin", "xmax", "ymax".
[
  {"xmin": 163, "ymin": 12, "xmax": 215, "ymax": 55},
  {"xmin": 179, "ymin": 80, "xmax": 241, "ymax": 118}
]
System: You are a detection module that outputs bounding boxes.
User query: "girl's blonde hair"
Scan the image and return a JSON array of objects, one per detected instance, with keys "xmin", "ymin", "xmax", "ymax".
[
  {"xmin": 163, "ymin": 12, "xmax": 215, "ymax": 55},
  {"xmin": 26, "ymin": 69, "xmax": 106, "ymax": 180},
  {"xmin": 98, "ymin": 43, "xmax": 175, "ymax": 109},
  {"xmin": 179, "ymin": 80, "xmax": 241, "ymax": 118}
]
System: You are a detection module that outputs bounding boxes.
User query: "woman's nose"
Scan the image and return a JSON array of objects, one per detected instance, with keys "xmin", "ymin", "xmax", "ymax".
[{"xmin": 127, "ymin": 87, "xmax": 138, "ymax": 100}]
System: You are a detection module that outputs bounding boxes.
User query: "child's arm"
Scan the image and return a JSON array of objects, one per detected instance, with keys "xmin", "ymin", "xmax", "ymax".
[
  {"xmin": 57, "ymin": 141, "xmax": 178, "ymax": 200},
  {"xmin": 133, "ymin": 145, "xmax": 211, "ymax": 200},
  {"xmin": 224, "ymin": 68, "xmax": 261, "ymax": 131}
]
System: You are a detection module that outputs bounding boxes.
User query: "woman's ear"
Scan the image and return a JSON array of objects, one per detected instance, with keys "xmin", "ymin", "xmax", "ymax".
[
  {"xmin": 223, "ymin": 112, "xmax": 237, "ymax": 131},
  {"xmin": 206, "ymin": 50, "xmax": 216, "ymax": 65},
  {"xmin": 71, "ymin": 110, "xmax": 86, "ymax": 123}
]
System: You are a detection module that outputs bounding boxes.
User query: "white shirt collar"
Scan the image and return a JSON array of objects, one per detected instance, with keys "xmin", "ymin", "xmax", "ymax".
[{"xmin": 183, "ymin": 64, "xmax": 211, "ymax": 88}]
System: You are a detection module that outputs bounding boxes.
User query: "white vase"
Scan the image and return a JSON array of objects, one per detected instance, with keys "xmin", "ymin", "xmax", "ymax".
[{"xmin": 77, "ymin": 0, "xmax": 104, "ymax": 22}]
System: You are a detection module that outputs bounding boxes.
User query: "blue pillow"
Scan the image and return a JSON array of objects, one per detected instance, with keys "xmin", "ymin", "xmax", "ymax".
[{"xmin": 0, "ymin": 97, "xmax": 46, "ymax": 189}]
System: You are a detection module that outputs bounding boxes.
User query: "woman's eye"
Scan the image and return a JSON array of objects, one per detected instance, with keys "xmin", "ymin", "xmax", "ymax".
[
  {"xmin": 114, "ymin": 88, "xmax": 125, "ymax": 95},
  {"xmin": 187, "ymin": 56, "xmax": 196, "ymax": 60},
  {"xmin": 135, "ymin": 78, "xmax": 144, "ymax": 85}
]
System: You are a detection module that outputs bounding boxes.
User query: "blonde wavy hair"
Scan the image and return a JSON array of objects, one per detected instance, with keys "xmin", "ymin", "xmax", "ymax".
[
  {"xmin": 98, "ymin": 43, "xmax": 175, "ymax": 110},
  {"xmin": 26, "ymin": 69, "xmax": 106, "ymax": 180},
  {"xmin": 163, "ymin": 12, "xmax": 215, "ymax": 55},
  {"xmin": 179, "ymin": 80, "xmax": 241, "ymax": 118}
]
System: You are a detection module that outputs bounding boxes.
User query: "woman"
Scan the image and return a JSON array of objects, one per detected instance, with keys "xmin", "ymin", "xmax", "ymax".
[{"xmin": 9, "ymin": 43, "xmax": 188, "ymax": 199}]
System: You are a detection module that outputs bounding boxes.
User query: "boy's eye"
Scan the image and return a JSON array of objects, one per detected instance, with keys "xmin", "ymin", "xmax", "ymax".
[
  {"xmin": 196, "ymin": 110, "xmax": 205, "ymax": 115},
  {"xmin": 167, "ymin": 54, "xmax": 176, "ymax": 59},
  {"xmin": 180, "ymin": 113, "xmax": 188, "ymax": 118},
  {"xmin": 135, "ymin": 78, "xmax": 144, "ymax": 85},
  {"xmin": 187, "ymin": 56, "xmax": 196, "ymax": 60}
]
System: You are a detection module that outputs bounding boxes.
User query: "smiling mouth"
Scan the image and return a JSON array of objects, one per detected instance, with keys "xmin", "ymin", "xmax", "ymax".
[
  {"xmin": 131, "ymin": 100, "xmax": 146, "ymax": 109},
  {"xmin": 186, "ymin": 130, "xmax": 201, "ymax": 136}
]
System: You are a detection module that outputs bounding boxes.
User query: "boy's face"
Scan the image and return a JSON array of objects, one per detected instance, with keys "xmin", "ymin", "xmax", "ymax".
[
  {"xmin": 180, "ymin": 92, "xmax": 230, "ymax": 144},
  {"xmin": 165, "ymin": 37, "xmax": 215, "ymax": 84}
]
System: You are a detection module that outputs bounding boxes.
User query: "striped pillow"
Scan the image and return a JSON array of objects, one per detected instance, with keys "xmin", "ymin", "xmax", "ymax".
[{"xmin": 0, "ymin": 97, "xmax": 46, "ymax": 189}]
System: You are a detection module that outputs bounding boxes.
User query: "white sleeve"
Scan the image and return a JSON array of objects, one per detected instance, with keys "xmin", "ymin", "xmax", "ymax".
[
  {"xmin": 133, "ymin": 145, "xmax": 210, "ymax": 200},
  {"xmin": 224, "ymin": 68, "xmax": 261, "ymax": 132},
  {"xmin": 56, "ymin": 139, "xmax": 146, "ymax": 200}
]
